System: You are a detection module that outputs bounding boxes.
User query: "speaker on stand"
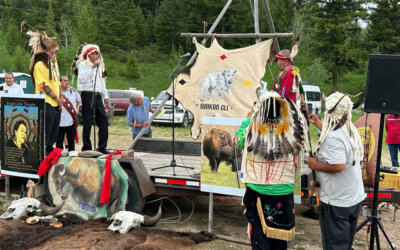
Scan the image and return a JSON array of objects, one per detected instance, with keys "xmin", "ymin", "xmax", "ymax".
[{"xmin": 356, "ymin": 54, "xmax": 400, "ymax": 250}]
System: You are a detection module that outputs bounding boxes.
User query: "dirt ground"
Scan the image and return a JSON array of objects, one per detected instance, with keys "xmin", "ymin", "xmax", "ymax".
[
  {"xmin": 0, "ymin": 127, "xmax": 398, "ymax": 249},
  {"xmin": 0, "ymin": 193, "xmax": 399, "ymax": 249}
]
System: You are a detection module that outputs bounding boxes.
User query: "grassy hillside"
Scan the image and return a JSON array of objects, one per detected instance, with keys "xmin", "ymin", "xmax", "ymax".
[{"xmin": 101, "ymin": 54, "xmax": 190, "ymax": 99}]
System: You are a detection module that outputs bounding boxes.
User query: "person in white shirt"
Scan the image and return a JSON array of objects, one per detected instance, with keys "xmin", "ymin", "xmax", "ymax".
[
  {"xmin": 56, "ymin": 76, "xmax": 81, "ymax": 151},
  {"xmin": 1, "ymin": 73, "xmax": 24, "ymax": 95},
  {"xmin": 75, "ymin": 44, "xmax": 110, "ymax": 154},
  {"xmin": 308, "ymin": 92, "xmax": 365, "ymax": 250}
]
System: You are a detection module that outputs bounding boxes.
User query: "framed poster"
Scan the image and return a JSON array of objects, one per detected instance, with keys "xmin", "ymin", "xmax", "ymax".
[
  {"xmin": 200, "ymin": 116, "xmax": 246, "ymax": 196},
  {"xmin": 200, "ymin": 116, "xmax": 303, "ymax": 203},
  {"xmin": 1, "ymin": 94, "xmax": 45, "ymax": 178}
]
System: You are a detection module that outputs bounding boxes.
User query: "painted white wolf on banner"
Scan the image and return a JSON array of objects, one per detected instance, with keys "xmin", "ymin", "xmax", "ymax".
[{"xmin": 200, "ymin": 68, "xmax": 237, "ymax": 102}]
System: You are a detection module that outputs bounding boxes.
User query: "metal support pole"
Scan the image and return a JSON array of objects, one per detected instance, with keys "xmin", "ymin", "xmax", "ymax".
[
  {"xmin": 187, "ymin": 0, "xmax": 233, "ymax": 66},
  {"xmin": 5, "ymin": 175, "xmax": 10, "ymax": 198},
  {"xmin": 253, "ymin": 0, "xmax": 261, "ymax": 44},
  {"xmin": 208, "ymin": 192, "xmax": 214, "ymax": 232},
  {"xmin": 262, "ymin": 0, "xmax": 280, "ymax": 53},
  {"xmin": 181, "ymin": 33, "xmax": 293, "ymax": 39}
]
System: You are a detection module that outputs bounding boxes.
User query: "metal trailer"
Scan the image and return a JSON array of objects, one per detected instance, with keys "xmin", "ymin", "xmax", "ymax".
[{"xmin": 133, "ymin": 138, "xmax": 203, "ymax": 197}]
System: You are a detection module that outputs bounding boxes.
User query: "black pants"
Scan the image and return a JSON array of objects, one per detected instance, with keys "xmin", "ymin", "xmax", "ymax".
[
  {"xmin": 243, "ymin": 187, "xmax": 288, "ymax": 250},
  {"xmin": 45, "ymin": 103, "xmax": 61, "ymax": 155},
  {"xmin": 319, "ymin": 202, "xmax": 362, "ymax": 250},
  {"xmin": 56, "ymin": 125, "xmax": 76, "ymax": 151},
  {"xmin": 81, "ymin": 91, "xmax": 108, "ymax": 151}
]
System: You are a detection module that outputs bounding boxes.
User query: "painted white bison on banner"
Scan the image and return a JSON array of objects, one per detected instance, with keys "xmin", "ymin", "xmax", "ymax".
[{"xmin": 200, "ymin": 68, "xmax": 237, "ymax": 102}]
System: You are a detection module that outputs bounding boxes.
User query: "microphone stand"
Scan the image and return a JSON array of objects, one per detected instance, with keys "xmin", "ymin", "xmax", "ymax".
[
  {"xmin": 90, "ymin": 65, "xmax": 99, "ymax": 151},
  {"xmin": 152, "ymin": 54, "xmax": 194, "ymax": 176}
]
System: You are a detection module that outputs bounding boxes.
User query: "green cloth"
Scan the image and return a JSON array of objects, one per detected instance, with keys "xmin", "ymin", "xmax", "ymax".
[
  {"xmin": 234, "ymin": 117, "xmax": 251, "ymax": 149},
  {"xmin": 246, "ymin": 183, "xmax": 295, "ymax": 196}
]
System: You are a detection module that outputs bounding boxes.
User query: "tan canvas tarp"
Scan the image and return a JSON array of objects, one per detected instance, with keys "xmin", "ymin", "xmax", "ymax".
[{"xmin": 167, "ymin": 39, "xmax": 274, "ymax": 139}]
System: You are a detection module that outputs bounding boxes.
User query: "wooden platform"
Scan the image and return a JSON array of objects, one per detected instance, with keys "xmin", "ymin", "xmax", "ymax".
[{"xmin": 135, "ymin": 152, "xmax": 201, "ymax": 180}]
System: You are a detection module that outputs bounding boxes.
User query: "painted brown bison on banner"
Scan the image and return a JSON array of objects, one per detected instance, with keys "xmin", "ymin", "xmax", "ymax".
[{"xmin": 203, "ymin": 128, "xmax": 241, "ymax": 173}]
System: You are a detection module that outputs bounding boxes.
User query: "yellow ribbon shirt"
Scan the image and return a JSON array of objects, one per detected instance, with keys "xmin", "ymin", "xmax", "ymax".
[{"xmin": 33, "ymin": 61, "xmax": 61, "ymax": 107}]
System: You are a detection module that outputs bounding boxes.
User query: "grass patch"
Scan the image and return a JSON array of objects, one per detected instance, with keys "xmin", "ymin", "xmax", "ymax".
[
  {"xmin": 110, "ymin": 115, "xmax": 196, "ymax": 140},
  {"xmin": 201, "ymin": 159, "xmax": 241, "ymax": 188}
]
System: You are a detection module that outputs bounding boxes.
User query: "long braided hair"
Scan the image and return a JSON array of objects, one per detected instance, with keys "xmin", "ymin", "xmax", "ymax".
[{"xmin": 30, "ymin": 52, "xmax": 49, "ymax": 86}]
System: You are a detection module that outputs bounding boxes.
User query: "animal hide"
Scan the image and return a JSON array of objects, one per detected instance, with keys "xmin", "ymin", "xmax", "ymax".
[
  {"xmin": 0, "ymin": 213, "xmax": 213, "ymax": 249},
  {"xmin": 169, "ymin": 38, "xmax": 274, "ymax": 139}
]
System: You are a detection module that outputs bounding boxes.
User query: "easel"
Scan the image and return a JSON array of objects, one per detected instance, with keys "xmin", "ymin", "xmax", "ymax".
[{"xmin": 126, "ymin": 0, "xmax": 292, "ymax": 233}]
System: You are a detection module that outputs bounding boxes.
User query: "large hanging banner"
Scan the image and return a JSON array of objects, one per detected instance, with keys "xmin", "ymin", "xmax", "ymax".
[
  {"xmin": 168, "ymin": 38, "xmax": 274, "ymax": 139},
  {"xmin": 1, "ymin": 94, "xmax": 45, "ymax": 178}
]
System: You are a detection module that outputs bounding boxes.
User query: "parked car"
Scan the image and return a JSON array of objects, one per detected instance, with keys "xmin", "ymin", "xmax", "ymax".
[
  {"xmin": 150, "ymin": 90, "xmax": 193, "ymax": 127},
  {"xmin": 78, "ymin": 104, "xmax": 114, "ymax": 126},
  {"xmin": 109, "ymin": 89, "xmax": 144, "ymax": 115}
]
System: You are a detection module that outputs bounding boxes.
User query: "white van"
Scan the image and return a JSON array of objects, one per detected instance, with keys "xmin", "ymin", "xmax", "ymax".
[{"xmin": 299, "ymin": 83, "xmax": 322, "ymax": 114}]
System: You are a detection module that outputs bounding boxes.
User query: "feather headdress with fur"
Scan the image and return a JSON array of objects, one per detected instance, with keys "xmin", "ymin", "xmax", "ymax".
[
  {"xmin": 246, "ymin": 91, "xmax": 309, "ymax": 162},
  {"xmin": 25, "ymin": 30, "xmax": 59, "ymax": 72},
  {"xmin": 71, "ymin": 43, "xmax": 106, "ymax": 78}
]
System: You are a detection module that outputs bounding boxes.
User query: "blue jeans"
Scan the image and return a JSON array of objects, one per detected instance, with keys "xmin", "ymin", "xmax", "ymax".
[{"xmin": 388, "ymin": 144, "xmax": 400, "ymax": 167}]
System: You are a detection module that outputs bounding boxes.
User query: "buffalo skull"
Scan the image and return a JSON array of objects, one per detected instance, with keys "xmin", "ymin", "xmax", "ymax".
[
  {"xmin": 0, "ymin": 197, "xmax": 65, "ymax": 220},
  {"xmin": 108, "ymin": 206, "xmax": 162, "ymax": 234}
]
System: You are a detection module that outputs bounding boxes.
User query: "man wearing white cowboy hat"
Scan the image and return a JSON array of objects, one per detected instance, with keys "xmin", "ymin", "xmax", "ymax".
[{"xmin": 75, "ymin": 44, "xmax": 110, "ymax": 154}]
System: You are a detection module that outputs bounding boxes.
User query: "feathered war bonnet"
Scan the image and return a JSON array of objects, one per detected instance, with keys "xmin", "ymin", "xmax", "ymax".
[
  {"xmin": 245, "ymin": 91, "xmax": 310, "ymax": 163},
  {"xmin": 21, "ymin": 21, "xmax": 60, "ymax": 73},
  {"xmin": 71, "ymin": 43, "xmax": 106, "ymax": 79},
  {"xmin": 317, "ymin": 92, "xmax": 363, "ymax": 160}
]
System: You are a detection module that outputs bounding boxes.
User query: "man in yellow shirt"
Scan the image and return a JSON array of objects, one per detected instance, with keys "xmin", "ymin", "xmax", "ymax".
[{"xmin": 27, "ymin": 31, "xmax": 63, "ymax": 155}]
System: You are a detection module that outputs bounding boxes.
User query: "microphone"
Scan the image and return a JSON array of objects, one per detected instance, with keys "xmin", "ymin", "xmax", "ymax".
[{"xmin": 180, "ymin": 52, "xmax": 191, "ymax": 58}]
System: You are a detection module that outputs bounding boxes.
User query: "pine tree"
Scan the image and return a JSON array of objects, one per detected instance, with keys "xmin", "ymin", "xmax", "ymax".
[
  {"xmin": 97, "ymin": 0, "xmax": 138, "ymax": 55},
  {"xmin": 303, "ymin": 0, "xmax": 367, "ymax": 92},
  {"xmin": 4, "ymin": 20, "xmax": 21, "ymax": 54},
  {"xmin": 75, "ymin": 3, "xmax": 98, "ymax": 44},
  {"xmin": 367, "ymin": 0, "xmax": 400, "ymax": 54},
  {"xmin": 268, "ymin": 0, "xmax": 296, "ymax": 50},
  {"xmin": 59, "ymin": 15, "xmax": 72, "ymax": 56},
  {"xmin": 12, "ymin": 45, "xmax": 30, "ymax": 73},
  {"xmin": 126, "ymin": 50, "xmax": 141, "ymax": 79},
  {"xmin": 45, "ymin": 1, "xmax": 57, "ymax": 36}
]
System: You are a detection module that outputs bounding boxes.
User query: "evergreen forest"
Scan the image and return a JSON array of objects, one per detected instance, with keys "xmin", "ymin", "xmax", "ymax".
[{"xmin": 0, "ymin": 0, "xmax": 399, "ymax": 98}]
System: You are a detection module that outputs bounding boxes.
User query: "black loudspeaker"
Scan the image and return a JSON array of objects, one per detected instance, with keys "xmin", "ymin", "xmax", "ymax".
[{"xmin": 364, "ymin": 54, "xmax": 400, "ymax": 114}]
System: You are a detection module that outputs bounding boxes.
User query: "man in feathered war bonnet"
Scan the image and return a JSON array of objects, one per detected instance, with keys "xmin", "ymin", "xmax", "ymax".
[
  {"xmin": 27, "ymin": 30, "xmax": 63, "ymax": 156},
  {"xmin": 308, "ymin": 92, "xmax": 365, "ymax": 249},
  {"xmin": 72, "ymin": 44, "xmax": 110, "ymax": 154},
  {"xmin": 236, "ymin": 90, "xmax": 310, "ymax": 249}
]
